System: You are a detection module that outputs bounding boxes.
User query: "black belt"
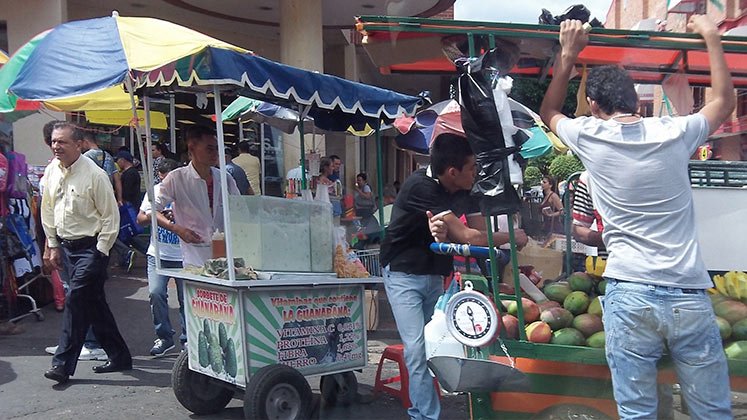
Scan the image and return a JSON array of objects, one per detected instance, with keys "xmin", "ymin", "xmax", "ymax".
[{"xmin": 57, "ymin": 236, "xmax": 97, "ymax": 251}]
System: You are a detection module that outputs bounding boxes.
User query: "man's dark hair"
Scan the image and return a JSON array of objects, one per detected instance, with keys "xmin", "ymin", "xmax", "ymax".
[
  {"xmin": 43, "ymin": 120, "xmax": 65, "ymax": 146},
  {"xmin": 52, "ymin": 122, "xmax": 83, "ymax": 142},
  {"xmin": 225, "ymin": 147, "xmax": 237, "ymax": 159},
  {"xmin": 329, "ymin": 154, "xmax": 341, "ymax": 162},
  {"xmin": 154, "ymin": 142, "xmax": 170, "ymax": 155},
  {"xmin": 238, "ymin": 141, "xmax": 251, "ymax": 153},
  {"xmin": 157, "ymin": 158, "xmax": 181, "ymax": 174},
  {"xmin": 430, "ymin": 133, "xmax": 473, "ymax": 176},
  {"xmin": 183, "ymin": 125, "xmax": 216, "ymax": 143},
  {"xmin": 356, "ymin": 172, "xmax": 367, "ymax": 181},
  {"xmin": 586, "ymin": 65, "xmax": 638, "ymax": 115},
  {"xmin": 82, "ymin": 130, "xmax": 97, "ymax": 143}
]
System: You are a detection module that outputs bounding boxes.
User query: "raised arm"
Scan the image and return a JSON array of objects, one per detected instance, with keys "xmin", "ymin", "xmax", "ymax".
[
  {"xmin": 689, "ymin": 15, "xmax": 735, "ymax": 134},
  {"xmin": 540, "ymin": 20, "xmax": 589, "ymax": 134}
]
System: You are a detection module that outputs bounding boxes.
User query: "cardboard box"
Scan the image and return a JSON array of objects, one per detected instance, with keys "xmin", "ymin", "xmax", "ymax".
[{"xmin": 503, "ymin": 239, "xmax": 564, "ymax": 282}]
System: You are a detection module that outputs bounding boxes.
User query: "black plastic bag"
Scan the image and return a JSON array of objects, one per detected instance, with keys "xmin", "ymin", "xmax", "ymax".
[
  {"xmin": 457, "ymin": 49, "xmax": 523, "ymax": 216},
  {"xmin": 539, "ymin": 4, "xmax": 604, "ymax": 28}
]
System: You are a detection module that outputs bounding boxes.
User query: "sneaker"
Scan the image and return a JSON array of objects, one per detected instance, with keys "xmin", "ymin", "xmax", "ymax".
[
  {"xmin": 45, "ymin": 345, "xmax": 58, "ymax": 355},
  {"xmin": 150, "ymin": 338, "xmax": 175, "ymax": 357},
  {"xmin": 126, "ymin": 250, "xmax": 136, "ymax": 273},
  {"xmin": 79, "ymin": 347, "xmax": 108, "ymax": 361}
]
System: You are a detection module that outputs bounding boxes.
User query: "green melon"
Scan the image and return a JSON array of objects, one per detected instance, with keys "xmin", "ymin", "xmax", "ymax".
[
  {"xmin": 543, "ymin": 282, "xmax": 573, "ymax": 303},
  {"xmin": 587, "ymin": 331, "xmax": 606, "ymax": 348},
  {"xmin": 563, "ymin": 291, "xmax": 591, "ymax": 316},
  {"xmin": 550, "ymin": 328, "xmax": 586, "ymax": 346},
  {"xmin": 731, "ymin": 318, "xmax": 747, "ymax": 340},
  {"xmin": 725, "ymin": 341, "xmax": 747, "ymax": 360},
  {"xmin": 716, "ymin": 316, "xmax": 733, "ymax": 340},
  {"xmin": 568, "ymin": 272, "xmax": 594, "ymax": 294}
]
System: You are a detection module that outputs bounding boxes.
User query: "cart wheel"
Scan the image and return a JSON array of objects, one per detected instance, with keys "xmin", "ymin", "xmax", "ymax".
[
  {"xmin": 35, "ymin": 311, "xmax": 45, "ymax": 322},
  {"xmin": 320, "ymin": 371, "xmax": 358, "ymax": 406},
  {"xmin": 171, "ymin": 350, "xmax": 234, "ymax": 415},
  {"xmin": 243, "ymin": 364, "xmax": 312, "ymax": 420}
]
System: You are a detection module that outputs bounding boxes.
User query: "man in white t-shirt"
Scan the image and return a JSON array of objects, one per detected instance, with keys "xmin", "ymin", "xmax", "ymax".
[
  {"xmin": 539, "ymin": 16, "xmax": 734, "ymax": 419},
  {"xmin": 137, "ymin": 158, "xmax": 185, "ymax": 357}
]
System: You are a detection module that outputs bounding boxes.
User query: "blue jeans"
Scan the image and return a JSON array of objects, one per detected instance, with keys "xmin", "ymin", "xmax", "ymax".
[
  {"xmin": 602, "ymin": 279, "xmax": 732, "ymax": 419},
  {"xmin": 147, "ymin": 256, "xmax": 185, "ymax": 343},
  {"xmin": 383, "ymin": 266, "xmax": 442, "ymax": 420}
]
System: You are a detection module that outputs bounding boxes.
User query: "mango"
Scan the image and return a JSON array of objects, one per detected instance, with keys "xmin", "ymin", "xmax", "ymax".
[
  {"xmin": 587, "ymin": 331, "xmax": 606, "ymax": 348},
  {"xmin": 543, "ymin": 282, "xmax": 573, "ymax": 303},
  {"xmin": 564, "ymin": 291, "xmax": 591, "ymax": 315},
  {"xmin": 596, "ymin": 280, "xmax": 607, "ymax": 295},
  {"xmin": 716, "ymin": 316, "xmax": 733, "ymax": 340},
  {"xmin": 710, "ymin": 293, "xmax": 731, "ymax": 307},
  {"xmin": 539, "ymin": 307, "xmax": 574, "ymax": 331},
  {"xmin": 572, "ymin": 313, "xmax": 604, "ymax": 337},
  {"xmin": 507, "ymin": 297, "xmax": 540, "ymax": 323},
  {"xmin": 551, "ymin": 328, "xmax": 586, "ymax": 346},
  {"xmin": 714, "ymin": 300, "xmax": 747, "ymax": 325},
  {"xmin": 587, "ymin": 296, "xmax": 603, "ymax": 317},
  {"xmin": 525, "ymin": 321, "xmax": 552, "ymax": 343},
  {"xmin": 731, "ymin": 318, "xmax": 747, "ymax": 341},
  {"xmin": 568, "ymin": 272, "xmax": 594, "ymax": 294},
  {"xmin": 502, "ymin": 314, "xmax": 519, "ymax": 339},
  {"xmin": 537, "ymin": 300, "xmax": 561, "ymax": 311}
]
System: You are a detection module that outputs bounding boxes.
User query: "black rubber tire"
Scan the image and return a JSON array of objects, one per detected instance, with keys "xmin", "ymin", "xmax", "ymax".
[
  {"xmin": 320, "ymin": 371, "xmax": 358, "ymax": 406},
  {"xmin": 243, "ymin": 364, "xmax": 312, "ymax": 420},
  {"xmin": 171, "ymin": 350, "xmax": 234, "ymax": 415}
]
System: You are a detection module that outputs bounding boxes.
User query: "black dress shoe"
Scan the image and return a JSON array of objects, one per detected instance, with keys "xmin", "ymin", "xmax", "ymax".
[
  {"xmin": 44, "ymin": 366, "xmax": 69, "ymax": 383},
  {"xmin": 92, "ymin": 359, "xmax": 132, "ymax": 374}
]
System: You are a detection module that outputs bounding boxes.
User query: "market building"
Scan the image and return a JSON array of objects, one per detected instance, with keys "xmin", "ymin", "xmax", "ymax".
[{"xmin": 0, "ymin": 0, "xmax": 455, "ymax": 195}]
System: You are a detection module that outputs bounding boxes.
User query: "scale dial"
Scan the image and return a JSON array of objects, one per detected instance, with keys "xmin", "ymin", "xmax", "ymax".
[{"xmin": 445, "ymin": 281, "xmax": 500, "ymax": 348}]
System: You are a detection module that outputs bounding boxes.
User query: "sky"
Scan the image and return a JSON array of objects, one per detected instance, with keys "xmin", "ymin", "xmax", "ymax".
[{"xmin": 454, "ymin": 0, "xmax": 614, "ymax": 25}]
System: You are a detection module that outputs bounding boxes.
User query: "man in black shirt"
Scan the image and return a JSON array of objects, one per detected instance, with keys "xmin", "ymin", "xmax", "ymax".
[
  {"xmin": 116, "ymin": 150, "xmax": 141, "ymax": 209},
  {"xmin": 380, "ymin": 133, "xmax": 526, "ymax": 420}
]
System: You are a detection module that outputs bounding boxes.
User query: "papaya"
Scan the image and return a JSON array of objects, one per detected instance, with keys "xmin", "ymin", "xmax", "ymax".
[
  {"xmin": 587, "ymin": 331, "xmax": 606, "ymax": 348},
  {"xmin": 716, "ymin": 316, "xmax": 733, "ymax": 340},
  {"xmin": 596, "ymin": 280, "xmax": 607, "ymax": 295},
  {"xmin": 198, "ymin": 331, "xmax": 210, "ymax": 368},
  {"xmin": 731, "ymin": 318, "xmax": 747, "ymax": 341},
  {"xmin": 572, "ymin": 313, "xmax": 604, "ymax": 337},
  {"xmin": 502, "ymin": 314, "xmax": 519, "ymax": 339},
  {"xmin": 525, "ymin": 321, "xmax": 552, "ymax": 343},
  {"xmin": 725, "ymin": 341, "xmax": 747, "ymax": 360},
  {"xmin": 564, "ymin": 291, "xmax": 591, "ymax": 316},
  {"xmin": 507, "ymin": 297, "xmax": 540, "ymax": 323},
  {"xmin": 568, "ymin": 272, "xmax": 594, "ymax": 294},
  {"xmin": 714, "ymin": 300, "xmax": 747, "ymax": 325},
  {"xmin": 587, "ymin": 296, "xmax": 603, "ymax": 317},
  {"xmin": 224, "ymin": 338, "xmax": 238, "ymax": 377},
  {"xmin": 550, "ymin": 327, "xmax": 586, "ymax": 346},
  {"xmin": 543, "ymin": 282, "xmax": 572, "ymax": 303},
  {"xmin": 539, "ymin": 307, "xmax": 574, "ymax": 331}
]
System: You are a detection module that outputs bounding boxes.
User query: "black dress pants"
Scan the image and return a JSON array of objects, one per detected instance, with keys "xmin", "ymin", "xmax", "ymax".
[{"xmin": 52, "ymin": 244, "xmax": 131, "ymax": 375}]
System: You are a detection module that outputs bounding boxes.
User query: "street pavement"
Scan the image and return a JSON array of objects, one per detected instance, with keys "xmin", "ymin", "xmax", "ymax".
[
  {"xmin": 3, "ymin": 260, "xmax": 747, "ymax": 419},
  {"xmin": 0, "ymin": 261, "xmax": 468, "ymax": 419}
]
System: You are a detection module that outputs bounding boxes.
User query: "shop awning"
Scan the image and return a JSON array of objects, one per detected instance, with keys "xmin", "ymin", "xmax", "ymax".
[
  {"xmin": 86, "ymin": 109, "xmax": 168, "ymax": 130},
  {"xmin": 355, "ymin": 15, "xmax": 747, "ymax": 88}
]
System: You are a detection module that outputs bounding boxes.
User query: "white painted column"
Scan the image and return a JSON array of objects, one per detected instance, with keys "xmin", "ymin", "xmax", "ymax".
[
  {"xmin": 279, "ymin": 0, "xmax": 324, "ymax": 176},
  {"xmin": 1, "ymin": 0, "xmax": 67, "ymax": 166}
]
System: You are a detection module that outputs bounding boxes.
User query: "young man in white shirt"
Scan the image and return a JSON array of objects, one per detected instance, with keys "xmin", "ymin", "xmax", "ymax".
[{"xmin": 539, "ymin": 15, "xmax": 734, "ymax": 419}]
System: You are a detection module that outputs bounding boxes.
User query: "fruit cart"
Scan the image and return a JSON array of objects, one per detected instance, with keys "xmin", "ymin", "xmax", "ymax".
[
  {"xmin": 6, "ymin": 14, "xmax": 420, "ymax": 419},
  {"xmin": 355, "ymin": 14, "xmax": 747, "ymax": 419}
]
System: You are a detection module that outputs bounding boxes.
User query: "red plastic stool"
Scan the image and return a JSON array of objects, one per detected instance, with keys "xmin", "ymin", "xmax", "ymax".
[{"xmin": 374, "ymin": 344, "xmax": 441, "ymax": 408}]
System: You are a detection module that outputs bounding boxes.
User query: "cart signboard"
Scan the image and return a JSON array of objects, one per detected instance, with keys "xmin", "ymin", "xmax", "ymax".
[
  {"xmin": 244, "ymin": 285, "xmax": 366, "ymax": 376},
  {"xmin": 184, "ymin": 282, "xmax": 246, "ymax": 386}
]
